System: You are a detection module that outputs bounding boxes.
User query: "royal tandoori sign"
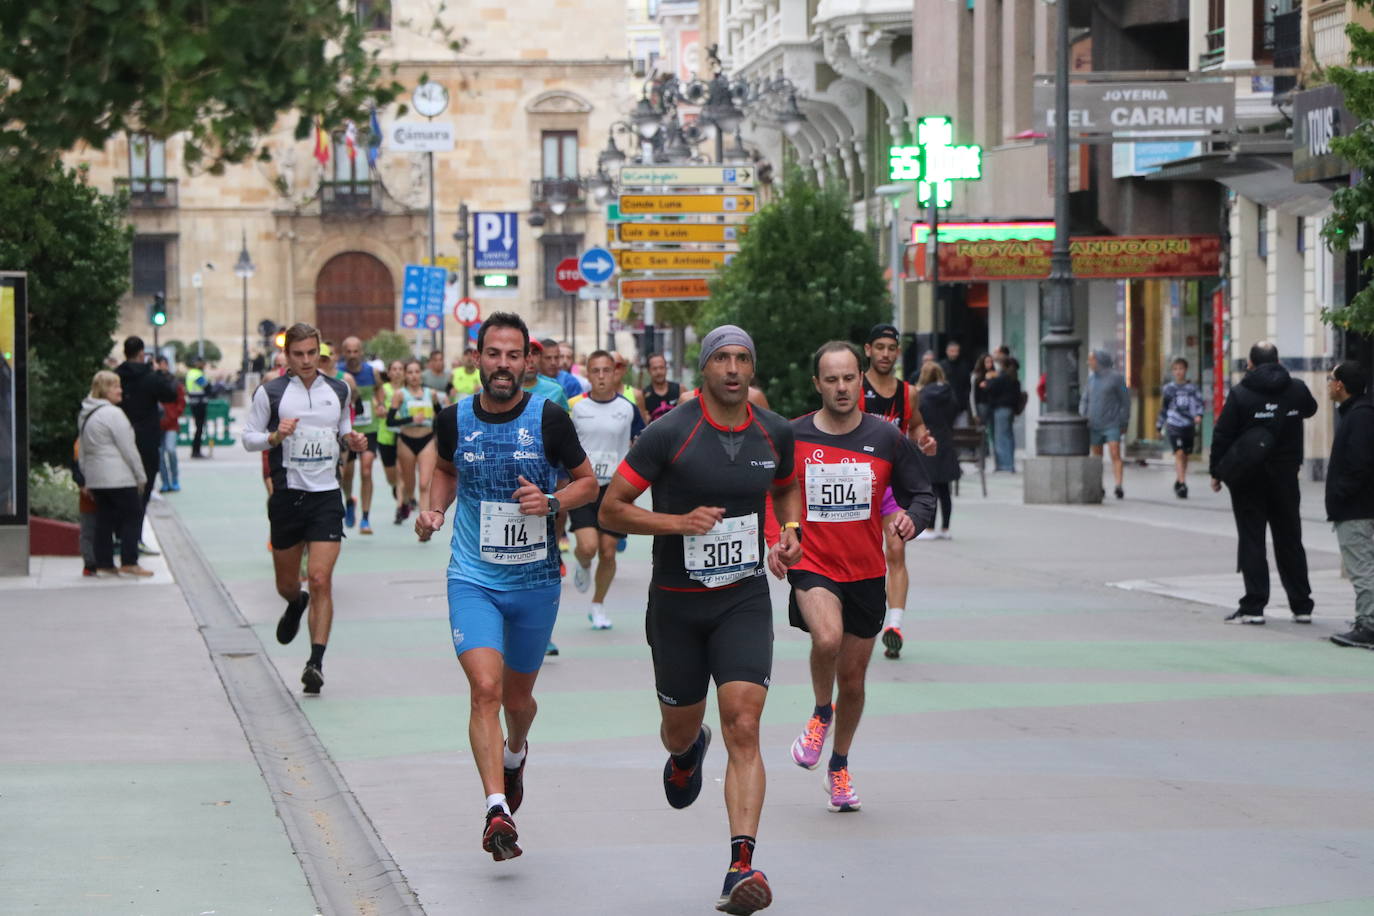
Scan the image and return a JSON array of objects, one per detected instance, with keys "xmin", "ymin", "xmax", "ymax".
[{"xmin": 909, "ymin": 235, "xmax": 1221, "ymax": 281}]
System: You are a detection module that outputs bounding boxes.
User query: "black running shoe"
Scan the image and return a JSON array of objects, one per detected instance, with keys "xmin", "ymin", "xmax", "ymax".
[
  {"xmin": 1224, "ymin": 610, "xmax": 1264, "ymax": 625},
  {"xmin": 716, "ymin": 867, "xmax": 772, "ymax": 914},
  {"xmin": 301, "ymin": 661, "xmax": 324, "ymax": 695},
  {"xmin": 504, "ymin": 744, "xmax": 527, "ymax": 814},
  {"xmin": 482, "ymin": 805, "xmax": 522, "ymax": 861},
  {"xmin": 1331, "ymin": 625, "xmax": 1374, "ymax": 649},
  {"xmin": 1177, "ymin": 482, "xmax": 1188, "ymax": 499},
  {"xmin": 881, "ymin": 626, "xmax": 903, "ymax": 659},
  {"xmin": 276, "ymin": 592, "xmax": 310, "ymax": 645},
  {"xmin": 1114, "ymin": 485, "xmax": 1124, "ymax": 500},
  {"xmin": 663, "ymin": 724, "xmax": 711, "ymax": 809}
]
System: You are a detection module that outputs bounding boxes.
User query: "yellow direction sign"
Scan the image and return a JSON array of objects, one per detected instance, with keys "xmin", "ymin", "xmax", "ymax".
[
  {"xmin": 619, "ymin": 223, "xmax": 746, "ymax": 243},
  {"xmin": 617, "ymin": 250, "xmax": 733, "ymax": 271},
  {"xmin": 618, "ymin": 194, "xmax": 756, "ymax": 215},
  {"xmin": 620, "ymin": 277, "xmax": 712, "ymax": 301}
]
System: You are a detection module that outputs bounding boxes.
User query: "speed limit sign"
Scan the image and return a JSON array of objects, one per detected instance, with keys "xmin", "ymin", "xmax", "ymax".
[{"xmin": 454, "ymin": 297, "xmax": 480, "ymax": 326}]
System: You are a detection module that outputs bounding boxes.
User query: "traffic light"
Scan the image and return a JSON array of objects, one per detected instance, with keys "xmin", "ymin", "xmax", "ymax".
[{"xmin": 149, "ymin": 293, "xmax": 167, "ymax": 327}]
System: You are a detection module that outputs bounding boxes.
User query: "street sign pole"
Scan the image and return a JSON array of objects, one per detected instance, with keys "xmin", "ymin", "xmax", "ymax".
[
  {"xmin": 192, "ymin": 270, "xmax": 205, "ymax": 360},
  {"xmin": 427, "ymin": 146, "xmax": 437, "ymax": 355}
]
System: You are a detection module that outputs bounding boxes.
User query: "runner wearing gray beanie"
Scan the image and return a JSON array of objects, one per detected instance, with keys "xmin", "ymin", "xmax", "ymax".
[{"xmin": 698, "ymin": 325, "xmax": 756, "ymax": 370}]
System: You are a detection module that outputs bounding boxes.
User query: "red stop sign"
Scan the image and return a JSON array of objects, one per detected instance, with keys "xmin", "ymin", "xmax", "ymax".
[{"xmin": 555, "ymin": 257, "xmax": 587, "ymax": 294}]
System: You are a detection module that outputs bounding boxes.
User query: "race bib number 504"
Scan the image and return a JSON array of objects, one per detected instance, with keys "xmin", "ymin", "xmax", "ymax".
[
  {"xmin": 805, "ymin": 462, "xmax": 873, "ymax": 522},
  {"xmin": 683, "ymin": 513, "xmax": 759, "ymax": 588}
]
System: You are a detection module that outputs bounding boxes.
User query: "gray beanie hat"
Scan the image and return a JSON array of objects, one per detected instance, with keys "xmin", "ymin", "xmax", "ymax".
[{"xmin": 698, "ymin": 324, "xmax": 756, "ymax": 370}]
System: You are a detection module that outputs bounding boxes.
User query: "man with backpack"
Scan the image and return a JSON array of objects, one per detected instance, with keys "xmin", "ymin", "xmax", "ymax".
[{"xmin": 1209, "ymin": 341, "xmax": 1318, "ymax": 625}]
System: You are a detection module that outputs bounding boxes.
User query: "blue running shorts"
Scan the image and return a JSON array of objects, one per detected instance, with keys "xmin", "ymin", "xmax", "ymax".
[{"xmin": 447, "ymin": 580, "xmax": 561, "ymax": 673}]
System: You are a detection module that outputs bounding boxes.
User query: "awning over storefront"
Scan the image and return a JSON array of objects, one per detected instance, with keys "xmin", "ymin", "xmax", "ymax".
[{"xmin": 1145, "ymin": 152, "xmax": 1335, "ymax": 216}]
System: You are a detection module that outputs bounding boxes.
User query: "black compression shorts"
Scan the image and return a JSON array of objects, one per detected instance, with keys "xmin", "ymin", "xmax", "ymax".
[
  {"xmin": 645, "ymin": 579, "xmax": 772, "ymax": 706},
  {"xmin": 377, "ymin": 440, "xmax": 397, "ymax": 468},
  {"xmin": 268, "ymin": 488, "xmax": 345, "ymax": 550},
  {"xmin": 568, "ymin": 484, "xmax": 625, "ymax": 539},
  {"xmin": 346, "ymin": 431, "xmax": 379, "ymax": 462},
  {"xmin": 787, "ymin": 570, "xmax": 886, "ymax": 639}
]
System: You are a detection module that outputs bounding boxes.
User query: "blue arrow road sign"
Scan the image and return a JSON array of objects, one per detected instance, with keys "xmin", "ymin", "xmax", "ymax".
[
  {"xmin": 473, "ymin": 211, "xmax": 519, "ymax": 270},
  {"xmin": 402, "ymin": 264, "xmax": 448, "ymax": 330},
  {"xmin": 578, "ymin": 246, "xmax": 616, "ymax": 285}
]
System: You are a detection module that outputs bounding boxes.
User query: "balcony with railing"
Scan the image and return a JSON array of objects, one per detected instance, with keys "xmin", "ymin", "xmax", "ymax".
[
  {"xmin": 319, "ymin": 180, "xmax": 380, "ymax": 215},
  {"xmin": 530, "ymin": 177, "xmax": 586, "ymax": 213},
  {"xmin": 113, "ymin": 177, "xmax": 178, "ymax": 208},
  {"xmin": 1312, "ymin": 1, "xmax": 1350, "ymax": 69}
]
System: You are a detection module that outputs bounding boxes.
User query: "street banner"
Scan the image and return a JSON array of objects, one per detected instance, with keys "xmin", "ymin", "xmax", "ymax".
[
  {"xmin": 619, "ymin": 276, "xmax": 711, "ymax": 301},
  {"xmin": 617, "ymin": 250, "xmax": 733, "ymax": 271},
  {"xmin": 909, "ymin": 235, "xmax": 1222, "ymax": 281},
  {"xmin": 619, "ymin": 222, "xmax": 746, "ymax": 243},
  {"xmin": 618, "ymin": 194, "xmax": 755, "ymax": 215}
]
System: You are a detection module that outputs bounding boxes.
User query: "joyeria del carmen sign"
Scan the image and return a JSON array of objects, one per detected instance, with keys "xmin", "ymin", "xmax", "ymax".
[{"xmin": 909, "ymin": 234, "xmax": 1221, "ymax": 282}]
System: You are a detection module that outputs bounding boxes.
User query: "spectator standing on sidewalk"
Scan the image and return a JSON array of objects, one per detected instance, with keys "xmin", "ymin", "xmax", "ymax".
[
  {"xmin": 985, "ymin": 357, "xmax": 1023, "ymax": 472},
  {"xmin": 78, "ymin": 370, "xmax": 153, "ymax": 577},
  {"xmin": 155, "ymin": 356, "xmax": 186, "ymax": 493},
  {"xmin": 1324, "ymin": 362, "xmax": 1374, "ymax": 650},
  {"xmin": 1081, "ymin": 350, "xmax": 1131, "ymax": 499},
  {"xmin": 1209, "ymin": 341, "xmax": 1318, "ymax": 626},
  {"xmin": 937, "ymin": 340, "xmax": 971, "ymax": 426},
  {"xmin": 185, "ymin": 356, "xmax": 210, "ymax": 458},
  {"xmin": 115, "ymin": 336, "xmax": 176, "ymax": 553},
  {"xmin": 1158, "ymin": 357, "xmax": 1207, "ymax": 499},
  {"xmin": 916, "ymin": 362, "xmax": 960, "ymax": 539}
]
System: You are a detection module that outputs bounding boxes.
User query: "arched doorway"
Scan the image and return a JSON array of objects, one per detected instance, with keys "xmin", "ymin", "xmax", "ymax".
[{"xmin": 314, "ymin": 252, "xmax": 394, "ymax": 348}]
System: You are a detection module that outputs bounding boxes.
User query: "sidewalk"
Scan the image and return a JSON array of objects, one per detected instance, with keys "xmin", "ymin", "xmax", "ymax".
[{"xmin": 0, "ymin": 512, "xmax": 315, "ymax": 915}]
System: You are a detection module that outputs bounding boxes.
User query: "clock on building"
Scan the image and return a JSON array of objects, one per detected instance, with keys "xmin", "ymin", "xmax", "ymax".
[{"xmin": 412, "ymin": 81, "xmax": 449, "ymax": 118}]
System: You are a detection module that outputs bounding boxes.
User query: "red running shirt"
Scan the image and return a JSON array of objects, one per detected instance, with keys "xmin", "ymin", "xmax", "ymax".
[{"xmin": 790, "ymin": 412, "xmax": 936, "ymax": 583}]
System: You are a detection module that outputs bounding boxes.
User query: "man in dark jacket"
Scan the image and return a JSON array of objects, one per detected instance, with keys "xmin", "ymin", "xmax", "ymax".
[
  {"xmin": 1208, "ymin": 341, "xmax": 1318, "ymax": 625},
  {"xmin": 937, "ymin": 340, "xmax": 971, "ymax": 423},
  {"xmin": 1324, "ymin": 361, "xmax": 1374, "ymax": 649},
  {"xmin": 115, "ymin": 336, "xmax": 177, "ymax": 517}
]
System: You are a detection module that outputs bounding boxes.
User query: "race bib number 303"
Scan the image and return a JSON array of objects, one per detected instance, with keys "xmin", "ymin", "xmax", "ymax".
[
  {"xmin": 805, "ymin": 462, "xmax": 873, "ymax": 523},
  {"xmin": 479, "ymin": 500, "xmax": 548, "ymax": 565},
  {"xmin": 285, "ymin": 426, "xmax": 339, "ymax": 470},
  {"xmin": 683, "ymin": 513, "xmax": 760, "ymax": 588}
]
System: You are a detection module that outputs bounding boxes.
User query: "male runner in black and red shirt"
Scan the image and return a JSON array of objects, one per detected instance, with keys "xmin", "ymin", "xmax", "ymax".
[
  {"xmin": 600, "ymin": 325, "xmax": 800, "ymax": 916},
  {"xmin": 787, "ymin": 341, "xmax": 935, "ymax": 812},
  {"xmin": 863, "ymin": 323, "xmax": 936, "ymax": 660}
]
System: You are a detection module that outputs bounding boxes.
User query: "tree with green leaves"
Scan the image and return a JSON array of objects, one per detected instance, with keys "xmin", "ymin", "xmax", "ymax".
[
  {"xmin": 698, "ymin": 167, "xmax": 889, "ymax": 419},
  {"xmin": 0, "ymin": 0, "xmax": 462, "ymax": 171},
  {"xmin": 0, "ymin": 160, "xmax": 131, "ymax": 468},
  {"xmin": 1320, "ymin": 0, "xmax": 1374, "ymax": 333}
]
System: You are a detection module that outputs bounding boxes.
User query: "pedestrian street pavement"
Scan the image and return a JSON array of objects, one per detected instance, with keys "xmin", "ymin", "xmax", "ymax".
[{"xmin": 3, "ymin": 442, "xmax": 1372, "ymax": 915}]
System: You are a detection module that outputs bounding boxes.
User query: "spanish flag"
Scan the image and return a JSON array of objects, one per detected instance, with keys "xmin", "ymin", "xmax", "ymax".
[{"xmin": 313, "ymin": 121, "xmax": 330, "ymax": 166}]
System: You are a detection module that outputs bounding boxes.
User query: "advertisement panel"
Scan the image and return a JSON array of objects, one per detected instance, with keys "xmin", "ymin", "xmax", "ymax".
[
  {"xmin": 0, "ymin": 272, "xmax": 26, "ymax": 526},
  {"xmin": 910, "ymin": 235, "xmax": 1222, "ymax": 281}
]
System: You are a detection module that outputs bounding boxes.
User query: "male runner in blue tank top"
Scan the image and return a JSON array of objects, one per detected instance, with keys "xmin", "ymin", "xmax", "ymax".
[
  {"xmin": 600, "ymin": 325, "xmax": 801, "ymax": 916},
  {"xmin": 415, "ymin": 311, "xmax": 598, "ymax": 862}
]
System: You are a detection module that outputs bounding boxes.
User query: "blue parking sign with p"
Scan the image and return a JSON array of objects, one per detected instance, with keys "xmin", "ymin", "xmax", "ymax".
[{"xmin": 473, "ymin": 211, "xmax": 518, "ymax": 270}]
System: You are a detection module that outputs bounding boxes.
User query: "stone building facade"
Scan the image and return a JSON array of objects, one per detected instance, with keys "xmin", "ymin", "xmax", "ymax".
[{"xmin": 68, "ymin": 2, "xmax": 631, "ymax": 370}]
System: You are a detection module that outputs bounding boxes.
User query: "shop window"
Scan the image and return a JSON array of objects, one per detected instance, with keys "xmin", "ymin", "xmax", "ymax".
[{"xmin": 1257, "ymin": 204, "xmax": 1268, "ymax": 260}]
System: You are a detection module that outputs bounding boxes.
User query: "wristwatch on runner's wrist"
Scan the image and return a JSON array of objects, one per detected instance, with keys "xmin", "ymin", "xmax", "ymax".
[
  {"xmin": 545, "ymin": 495, "xmax": 561, "ymax": 517},
  {"xmin": 782, "ymin": 521, "xmax": 802, "ymax": 542}
]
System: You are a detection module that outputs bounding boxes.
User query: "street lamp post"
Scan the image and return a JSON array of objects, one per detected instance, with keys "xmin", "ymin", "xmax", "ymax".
[
  {"xmin": 1026, "ymin": 0, "xmax": 1096, "ymax": 502},
  {"xmin": 874, "ymin": 184, "xmax": 912, "ymax": 332},
  {"xmin": 234, "ymin": 231, "xmax": 255, "ymax": 391}
]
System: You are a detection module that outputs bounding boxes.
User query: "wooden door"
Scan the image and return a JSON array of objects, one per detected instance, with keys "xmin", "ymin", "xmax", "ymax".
[{"xmin": 314, "ymin": 252, "xmax": 394, "ymax": 347}]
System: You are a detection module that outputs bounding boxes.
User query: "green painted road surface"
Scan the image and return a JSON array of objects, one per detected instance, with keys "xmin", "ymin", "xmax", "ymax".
[{"xmin": 69, "ymin": 445, "xmax": 1374, "ymax": 914}]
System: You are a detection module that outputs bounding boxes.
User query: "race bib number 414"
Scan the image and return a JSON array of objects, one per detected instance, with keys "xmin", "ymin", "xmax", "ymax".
[
  {"xmin": 805, "ymin": 462, "xmax": 873, "ymax": 522},
  {"xmin": 285, "ymin": 427, "xmax": 339, "ymax": 470},
  {"xmin": 683, "ymin": 513, "xmax": 759, "ymax": 588}
]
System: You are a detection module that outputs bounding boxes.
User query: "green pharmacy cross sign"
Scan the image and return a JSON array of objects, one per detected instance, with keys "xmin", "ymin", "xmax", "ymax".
[{"xmin": 889, "ymin": 116, "xmax": 983, "ymax": 208}]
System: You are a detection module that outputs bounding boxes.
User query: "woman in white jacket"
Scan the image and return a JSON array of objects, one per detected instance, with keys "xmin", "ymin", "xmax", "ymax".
[{"xmin": 78, "ymin": 370, "xmax": 152, "ymax": 577}]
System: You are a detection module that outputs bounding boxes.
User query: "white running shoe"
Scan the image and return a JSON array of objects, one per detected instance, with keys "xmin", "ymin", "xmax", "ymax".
[
  {"xmin": 914, "ymin": 530, "xmax": 939, "ymax": 541},
  {"xmin": 589, "ymin": 608, "xmax": 613, "ymax": 630},
  {"xmin": 937, "ymin": 530, "xmax": 952, "ymax": 540},
  {"xmin": 573, "ymin": 563, "xmax": 591, "ymax": 593}
]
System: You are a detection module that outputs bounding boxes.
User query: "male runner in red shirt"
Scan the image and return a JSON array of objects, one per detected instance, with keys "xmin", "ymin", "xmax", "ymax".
[{"xmin": 788, "ymin": 340, "xmax": 935, "ymax": 811}]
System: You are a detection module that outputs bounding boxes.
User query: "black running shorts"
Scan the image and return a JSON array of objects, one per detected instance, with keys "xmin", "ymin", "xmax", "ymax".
[
  {"xmin": 787, "ymin": 570, "xmax": 886, "ymax": 640},
  {"xmin": 345, "ymin": 431, "xmax": 379, "ymax": 462},
  {"xmin": 377, "ymin": 440, "xmax": 398, "ymax": 468},
  {"xmin": 568, "ymin": 484, "xmax": 625, "ymax": 539},
  {"xmin": 1165, "ymin": 425, "xmax": 1195, "ymax": 454},
  {"xmin": 645, "ymin": 579, "xmax": 773, "ymax": 707},
  {"xmin": 268, "ymin": 488, "xmax": 345, "ymax": 550}
]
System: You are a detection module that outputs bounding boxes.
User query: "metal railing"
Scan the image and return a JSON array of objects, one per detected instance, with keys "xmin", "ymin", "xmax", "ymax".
[
  {"xmin": 114, "ymin": 177, "xmax": 178, "ymax": 208},
  {"xmin": 319, "ymin": 180, "xmax": 379, "ymax": 215},
  {"xmin": 530, "ymin": 177, "xmax": 585, "ymax": 210},
  {"xmin": 1312, "ymin": 2, "xmax": 1350, "ymax": 69}
]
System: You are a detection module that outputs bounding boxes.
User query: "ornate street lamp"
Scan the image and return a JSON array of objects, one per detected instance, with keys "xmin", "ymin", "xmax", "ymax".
[{"xmin": 234, "ymin": 231, "xmax": 255, "ymax": 389}]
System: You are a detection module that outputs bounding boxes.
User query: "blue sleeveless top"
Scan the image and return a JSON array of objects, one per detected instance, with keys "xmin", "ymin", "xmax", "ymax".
[{"xmin": 448, "ymin": 394, "xmax": 561, "ymax": 590}]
